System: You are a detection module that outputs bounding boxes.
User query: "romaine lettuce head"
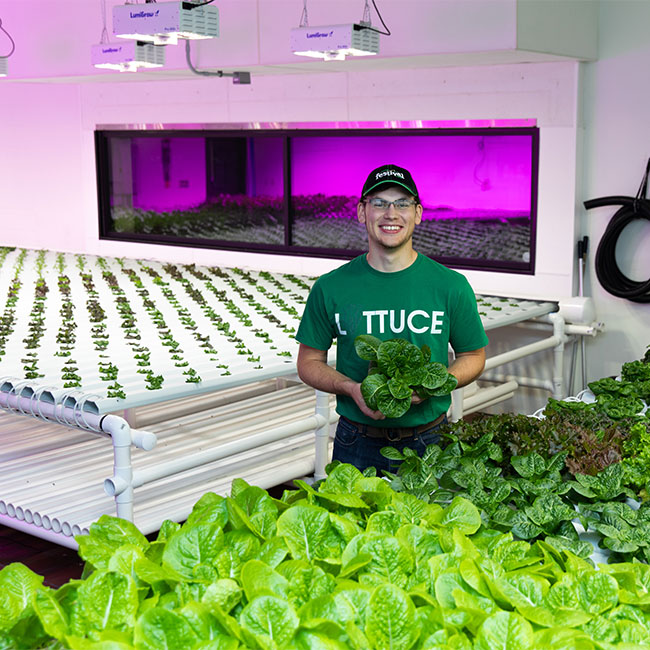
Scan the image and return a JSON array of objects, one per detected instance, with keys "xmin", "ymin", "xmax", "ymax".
[
  {"xmin": 376, "ymin": 339, "xmax": 425, "ymax": 378},
  {"xmin": 376, "ymin": 388, "xmax": 411, "ymax": 419},
  {"xmin": 421, "ymin": 362, "xmax": 448, "ymax": 390}
]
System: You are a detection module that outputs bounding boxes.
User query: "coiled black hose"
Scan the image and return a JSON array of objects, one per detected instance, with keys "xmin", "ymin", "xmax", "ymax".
[{"xmin": 583, "ymin": 162, "xmax": 650, "ymax": 303}]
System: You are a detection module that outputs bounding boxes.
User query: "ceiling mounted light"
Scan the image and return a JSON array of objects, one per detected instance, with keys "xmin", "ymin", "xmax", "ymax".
[
  {"xmin": 92, "ymin": 0, "xmax": 165, "ymax": 72},
  {"xmin": 91, "ymin": 41, "xmax": 165, "ymax": 72},
  {"xmin": 290, "ymin": 0, "xmax": 389, "ymax": 62},
  {"xmin": 291, "ymin": 23, "xmax": 379, "ymax": 61},
  {"xmin": 113, "ymin": 1, "xmax": 219, "ymax": 46}
]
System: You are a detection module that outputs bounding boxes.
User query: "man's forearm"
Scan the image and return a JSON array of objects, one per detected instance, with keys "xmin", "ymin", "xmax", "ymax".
[
  {"xmin": 448, "ymin": 348, "xmax": 486, "ymax": 388},
  {"xmin": 297, "ymin": 356, "xmax": 357, "ymax": 398}
]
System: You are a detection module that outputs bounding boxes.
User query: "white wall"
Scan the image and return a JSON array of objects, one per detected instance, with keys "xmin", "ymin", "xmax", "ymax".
[
  {"xmin": 579, "ymin": 0, "xmax": 650, "ymax": 378},
  {"xmin": 0, "ymin": 61, "xmax": 581, "ymax": 294}
]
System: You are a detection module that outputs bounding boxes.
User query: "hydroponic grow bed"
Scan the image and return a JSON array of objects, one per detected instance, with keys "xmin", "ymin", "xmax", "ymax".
[
  {"xmin": 0, "ymin": 247, "xmax": 558, "ymax": 413},
  {"xmin": 0, "ymin": 247, "xmax": 312, "ymax": 412}
]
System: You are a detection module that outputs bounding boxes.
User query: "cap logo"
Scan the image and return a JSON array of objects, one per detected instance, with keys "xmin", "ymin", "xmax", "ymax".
[{"xmin": 376, "ymin": 170, "xmax": 404, "ymax": 180}]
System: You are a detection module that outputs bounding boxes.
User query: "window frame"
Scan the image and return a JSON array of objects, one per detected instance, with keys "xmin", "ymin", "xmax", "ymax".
[{"xmin": 95, "ymin": 125, "xmax": 540, "ymax": 274}]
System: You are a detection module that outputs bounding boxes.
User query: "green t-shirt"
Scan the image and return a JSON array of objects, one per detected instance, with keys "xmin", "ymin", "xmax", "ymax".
[{"xmin": 296, "ymin": 253, "xmax": 489, "ymax": 427}]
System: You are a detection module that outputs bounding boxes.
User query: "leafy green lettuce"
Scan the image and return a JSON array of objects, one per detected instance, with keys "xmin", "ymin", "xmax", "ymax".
[
  {"xmin": 355, "ymin": 335, "xmax": 458, "ymax": 418},
  {"xmin": 3, "ymin": 465, "xmax": 650, "ymax": 649}
]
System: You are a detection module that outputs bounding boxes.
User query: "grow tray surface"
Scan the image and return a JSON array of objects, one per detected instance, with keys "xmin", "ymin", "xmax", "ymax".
[{"xmin": 0, "ymin": 247, "xmax": 556, "ymax": 413}]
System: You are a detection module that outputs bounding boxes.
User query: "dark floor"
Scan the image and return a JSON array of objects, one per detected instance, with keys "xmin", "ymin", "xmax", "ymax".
[{"xmin": 0, "ymin": 524, "xmax": 86, "ymax": 588}]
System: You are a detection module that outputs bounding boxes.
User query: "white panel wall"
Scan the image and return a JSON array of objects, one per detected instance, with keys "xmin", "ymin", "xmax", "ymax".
[
  {"xmin": 0, "ymin": 85, "xmax": 87, "ymax": 250},
  {"xmin": 0, "ymin": 61, "xmax": 581, "ymax": 296},
  {"xmin": 579, "ymin": 0, "xmax": 650, "ymax": 378}
]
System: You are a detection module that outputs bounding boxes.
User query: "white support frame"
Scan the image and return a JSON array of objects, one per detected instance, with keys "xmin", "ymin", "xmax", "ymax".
[
  {"xmin": 0, "ymin": 381, "xmax": 334, "ymax": 547},
  {"xmin": 450, "ymin": 313, "xmax": 603, "ymax": 420}
]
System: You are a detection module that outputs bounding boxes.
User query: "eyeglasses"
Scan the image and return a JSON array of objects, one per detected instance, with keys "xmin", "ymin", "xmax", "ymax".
[{"xmin": 364, "ymin": 197, "xmax": 417, "ymax": 211}]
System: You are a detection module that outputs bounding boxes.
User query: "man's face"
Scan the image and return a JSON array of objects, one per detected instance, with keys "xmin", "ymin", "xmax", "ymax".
[{"xmin": 357, "ymin": 187, "xmax": 422, "ymax": 251}]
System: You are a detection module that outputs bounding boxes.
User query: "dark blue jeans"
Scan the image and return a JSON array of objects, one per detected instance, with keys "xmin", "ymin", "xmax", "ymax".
[{"xmin": 331, "ymin": 415, "xmax": 447, "ymax": 475}]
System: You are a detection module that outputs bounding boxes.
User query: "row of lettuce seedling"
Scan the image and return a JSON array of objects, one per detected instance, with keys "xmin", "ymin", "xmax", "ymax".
[{"xmin": 0, "ymin": 248, "xmax": 311, "ymax": 403}]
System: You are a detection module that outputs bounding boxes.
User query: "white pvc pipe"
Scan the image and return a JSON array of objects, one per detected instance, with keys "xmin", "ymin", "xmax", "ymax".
[
  {"xmin": 0, "ymin": 389, "xmax": 99, "ymax": 430},
  {"xmin": 130, "ymin": 427, "xmax": 157, "ymax": 451},
  {"xmin": 0, "ymin": 386, "xmax": 153, "ymax": 450},
  {"xmin": 481, "ymin": 372, "xmax": 554, "ymax": 393},
  {"xmin": 125, "ymin": 413, "xmax": 328, "ymax": 491},
  {"xmin": 450, "ymin": 386, "xmax": 465, "ymax": 422},
  {"xmin": 127, "ymin": 430, "xmax": 323, "ymax": 508},
  {"xmin": 313, "ymin": 390, "xmax": 332, "ymax": 481},
  {"xmin": 565, "ymin": 323, "xmax": 601, "ymax": 336},
  {"xmin": 0, "ymin": 512, "xmax": 79, "ymax": 549},
  {"xmin": 548, "ymin": 312, "xmax": 568, "ymax": 399},
  {"xmin": 134, "ymin": 430, "xmax": 321, "ymax": 495},
  {"xmin": 128, "ymin": 452, "xmax": 321, "ymax": 536},
  {"xmin": 462, "ymin": 380, "xmax": 519, "ymax": 411},
  {"xmin": 483, "ymin": 335, "xmax": 563, "ymax": 372},
  {"xmin": 463, "ymin": 392, "xmax": 516, "ymax": 416},
  {"xmin": 102, "ymin": 414, "xmax": 134, "ymax": 521}
]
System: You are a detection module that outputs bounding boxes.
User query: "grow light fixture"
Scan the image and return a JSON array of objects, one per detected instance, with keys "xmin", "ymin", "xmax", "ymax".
[
  {"xmin": 91, "ymin": 41, "xmax": 165, "ymax": 72},
  {"xmin": 113, "ymin": 1, "xmax": 219, "ymax": 46},
  {"xmin": 0, "ymin": 57, "xmax": 7, "ymax": 77},
  {"xmin": 290, "ymin": 23, "xmax": 379, "ymax": 61},
  {"xmin": 290, "ymin": 0, "xmax": 387, "ymax": 61}
]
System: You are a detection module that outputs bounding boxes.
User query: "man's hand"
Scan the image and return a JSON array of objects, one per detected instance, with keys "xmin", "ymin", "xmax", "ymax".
[
  {"xmin": 348, "ymin": 381, "xmax": 385, "ymax": 420},
  {"xmin": 410, "ymin": 391, "xmax": 425, "ymax": 406},
  {"xmin": 297, "ymin": 343, "xmax": 385, "ymax": 420}
]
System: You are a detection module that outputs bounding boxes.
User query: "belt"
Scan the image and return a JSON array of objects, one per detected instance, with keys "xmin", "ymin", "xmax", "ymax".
[{"xmin": 341, "ymin": 413, "xmax": 446, "ymax": 442}]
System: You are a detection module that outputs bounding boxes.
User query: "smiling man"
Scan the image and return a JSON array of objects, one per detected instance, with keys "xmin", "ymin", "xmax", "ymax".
[{"xmin": 296, "ymin": 164, "xmax": 488, "ymax": 473}]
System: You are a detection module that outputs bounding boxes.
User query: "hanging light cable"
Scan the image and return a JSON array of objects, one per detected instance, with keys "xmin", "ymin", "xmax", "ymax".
[
  {"xmin": 0, "ymin": 17, "xmax": 16, "ymax": 77},
  {"xmin": 299, "ymin": 0, "xmax": 309, "ymax": 27},
  {"xmin": 362, "ymin": 0, "xmax": 391, "ymax": 35},
  {"xmin": 100, "ymin": 0, "xmax": 109, "ymax": 44}
]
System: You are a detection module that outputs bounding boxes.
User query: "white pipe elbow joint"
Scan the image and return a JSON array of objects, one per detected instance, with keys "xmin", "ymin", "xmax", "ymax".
[
  {"xmin": 313, "ymin": 413, "xmax": 329, "ymax": 431},
  {"xmin": 548, "ymin": 312, "xmax": 568, "ymax": 341},
  {"xmin": 101, "ymin": 414, "xmax": 132, "ymax": 446}
]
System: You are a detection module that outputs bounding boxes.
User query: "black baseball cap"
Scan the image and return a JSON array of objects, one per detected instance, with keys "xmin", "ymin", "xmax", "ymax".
[{"xmin": 361, "ymin": 164, "xmax": 419, "ymax": 201}]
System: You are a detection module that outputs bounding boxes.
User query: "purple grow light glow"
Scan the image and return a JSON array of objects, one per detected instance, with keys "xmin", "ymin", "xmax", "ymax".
[
  {"xmin": 102, "ymin": 122, "xmax": 538, "ymax": 271},
  {"xmin": 290, "ymin": 134, "xmax": 532, "ymax": 212}
]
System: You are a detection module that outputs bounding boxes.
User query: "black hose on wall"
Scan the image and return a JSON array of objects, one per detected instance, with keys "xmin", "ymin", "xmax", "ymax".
[{"xmin": 584, "ymin": 160, "xmax": 650, "ymax": 303}]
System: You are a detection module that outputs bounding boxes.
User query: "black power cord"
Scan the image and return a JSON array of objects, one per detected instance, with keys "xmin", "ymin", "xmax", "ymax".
[
  {"xmin": 363, "ymin": 0, "xmax": 391, "ymax": 36},
  {"xmin": 0, "ymin": 17, "xmax": 16, "ymax": 58},
  {"xmin": 584, "ymin": 158, "xmax": 650, "ymax": 303}
]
